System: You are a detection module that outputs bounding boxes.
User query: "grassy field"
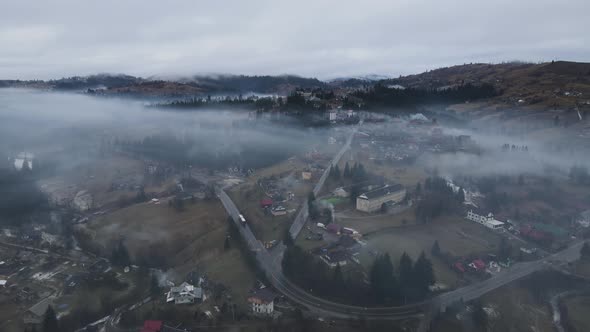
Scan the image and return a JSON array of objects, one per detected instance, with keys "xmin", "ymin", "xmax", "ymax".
[
  {"xmin": 359, "ymin": 217, "xmax": 503, "ymax": 288},
  {"xmin": 336, "ymin": 205, "xmax": 418, "ymax": 234}
]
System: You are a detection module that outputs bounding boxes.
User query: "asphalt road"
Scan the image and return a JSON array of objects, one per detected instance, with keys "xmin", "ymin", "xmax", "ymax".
[
  {"xmin": 219, "ymin": 183, "xmax": 587, "ymax": 321},
  {"xmin": 288, "ymin": 126, "xmax": 358, "ymax": 239},
  {"xmin": 217, "ymin": 120, "xmax": 585, "ymax": 319}
]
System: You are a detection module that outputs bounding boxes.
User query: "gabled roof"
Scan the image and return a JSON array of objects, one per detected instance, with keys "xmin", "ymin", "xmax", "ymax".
[
  {"xmin": 28, "ymin": 297, "xmax": 53, "ymax": 317},
  {"xmin": 248, "ymin": 287, "xmax": 276, "ymax": 304},
  {"xmin": 142, "ymin": 320, "xmax": 163, "ymax": 332},
  {"xmin": 358, "ymin": 184, "xmax": 404, "ymax": 200}
]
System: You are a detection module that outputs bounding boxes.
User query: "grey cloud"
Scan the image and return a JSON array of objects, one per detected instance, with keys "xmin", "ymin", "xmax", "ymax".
[{"xmin": 0, "ymin": 0, "xmax": 588, "ymax": 79}]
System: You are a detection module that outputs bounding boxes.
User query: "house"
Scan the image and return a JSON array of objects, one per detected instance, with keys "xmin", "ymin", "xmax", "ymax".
[
  {"xmin": 301, "ymin": 171, "xmax": 312, "ymax": 180},
  {"xmin": 320, "ymin": 250, "xmax": 348, "ymax": 267},
  {"xmin": 23, "ymin": 297, "xmax": 53, "ymax": 325},
  {"xmin": 166, "ymin": 282, "xmax": 202, "ymax": 304},
  {"xmin": 141, "ymin": 320, "xmax": 163, "ymax": 332},
  {"xmin": 271, "ymin": 206, "xmax": 287, "ymax": 216},
  {"xmin": 466, "ymin": 210, "xmax": 505, "ymax": 231},
  {"xmin": 469, "ymin": 259, "xmax": 486, "ymax": 272},
  {"xmin": 576, "ymin": 210, "xmax": 590, "ymax": 228},
  {"xmin": 333, "ymin": 187, "xmax": 349, "ymax": 198},
  {"xmin": 327, "ymin": 110, "xmax": 337, "ymax": 122},
  {"xmin": 356, "ymin": 184, "xmax": 406, "ymax": 213},
  {"xmin": 260, "ymin": 198, "xmax": 273, "ymax": 208},
  {"xmin": 247, "ymin": 288, "xmax": 277, "ymax": 315}
]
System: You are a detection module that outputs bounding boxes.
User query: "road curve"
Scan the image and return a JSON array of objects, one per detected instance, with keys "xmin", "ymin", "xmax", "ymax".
[{"xmin": 217, "ymin": 124, "xmax": 585, "ymax": 319}]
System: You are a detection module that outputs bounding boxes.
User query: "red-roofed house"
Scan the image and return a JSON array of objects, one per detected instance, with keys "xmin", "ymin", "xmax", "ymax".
[
  {"xmin": 142, "ymin": 320, "xmax": 163, "ymax": 332},
  {"xmin": 260, "ymin": 198, "xmax": 273, "ymax": 208},
  {"xmin": 453, "ymin": 262, "xmax": 465, "ymax": 273},
  {"xmin": 470, "ymin": 259, "xmax": 486, "ymax": 271}
]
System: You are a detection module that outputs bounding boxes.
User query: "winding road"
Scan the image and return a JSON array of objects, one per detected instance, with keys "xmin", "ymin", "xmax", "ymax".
[{"xmin": 217, "ymin": 125, "xmax": 585, "ymax": 322}]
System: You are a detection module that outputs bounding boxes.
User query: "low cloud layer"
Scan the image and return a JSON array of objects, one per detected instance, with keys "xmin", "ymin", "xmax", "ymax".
[{"xmin": 1, "ymin": 0, "xmax": 588, "ymax": 80}]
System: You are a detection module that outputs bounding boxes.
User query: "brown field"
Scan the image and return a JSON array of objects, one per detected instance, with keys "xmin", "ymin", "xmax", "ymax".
[
  {"xmin": 86, "ymin": 199, "xmax": 227, "ymax": 263},
  {"xmin": 85, "ymin": 198, "xmax": 257, "ymax": 306},
  {"xmin": 480, "ymin": 283, "xmax": 554, "ymax": 332},
  {"xmin": 564, "ymin": 295, "xmax": 590, "ymax": 332}
]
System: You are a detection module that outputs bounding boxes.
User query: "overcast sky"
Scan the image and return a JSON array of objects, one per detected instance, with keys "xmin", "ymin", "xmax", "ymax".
[{"xmin": 1, "ymin": 0, "xmax": 588, "ymax": 80}]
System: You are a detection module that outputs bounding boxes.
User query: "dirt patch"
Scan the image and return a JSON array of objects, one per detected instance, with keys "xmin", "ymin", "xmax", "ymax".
[{"xmin": 564, "ymin": 294, "xmax": 590, "ymax": 332}]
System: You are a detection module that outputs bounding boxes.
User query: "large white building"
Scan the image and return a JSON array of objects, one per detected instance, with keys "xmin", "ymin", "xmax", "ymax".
[
  {"xmin": 466, "ymin": 210, "xmax": 505, "ymax": 231},
  {"xmin": 356, "ymin": 184, "xmax": 406, "ymax": 213},
  {"xmin": 247, "ymin": 288, "xmax": 276, "ymax": 316}
]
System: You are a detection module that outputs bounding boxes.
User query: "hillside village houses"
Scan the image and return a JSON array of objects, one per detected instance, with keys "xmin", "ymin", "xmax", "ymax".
[
  {"xmin": 166, "ymin": 281, "xmax": 202, "ymax": 304},
  {"xmin": 466, "ymin": 210, "xmax": 505, "ymax": 231},
  {"xmin": 356, "ymin": 184, "xmax": 406, "ymax": 213}
]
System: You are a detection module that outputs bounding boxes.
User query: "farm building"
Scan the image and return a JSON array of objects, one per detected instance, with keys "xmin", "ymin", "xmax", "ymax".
[
  {"xmin": 23, "ymin": 297, "xmax": 52, "ymax": 326},
  {"xmin": 356, "ymin": 184, "xmax": 406, "ymax": 213},
  {"xmin": 466, "ymin": 210, "xmax": 505, "ymax": 231}
]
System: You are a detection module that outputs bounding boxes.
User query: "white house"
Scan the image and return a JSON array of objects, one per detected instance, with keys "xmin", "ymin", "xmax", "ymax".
[
  {"xmin": 576, "ymin": 210, "xmax": 590, "ymax": 228},
  {"xmin": 247, "ymin": 288, "xmax": 276, "ymax": 315},
  {"xmin": 466, "ymin": 210, "xmax": 505, "ymax": 231},
  {"xmin": 166, "ymin": 282, "xmax": 202, "ymax": 304}
]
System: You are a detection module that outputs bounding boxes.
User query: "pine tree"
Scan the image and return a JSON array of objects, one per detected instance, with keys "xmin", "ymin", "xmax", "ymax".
[
  {"xmin": 334, "ymin": 165, "xmax": 341, "ymax": 180},
  {"xmin": 413, "ymin": 251, "xmax": 435, "ymax": 294},
  {"xmin": 224, "ymin": 235, "xmax": 231, "ymax": 250},
  {"xmin": 343, "ymin": 162, "xmax": 351, "ymax": 178},
  {"xmin": 150, "ymin": 273, "xmax": 161, "ymax": 296},
  {"xmin": 581, "ymin": 242, "xmax": 590, "ymax": 261},
  {"xmin": 415, "ymin": 182, "xmax": 422, "ymax": 195},
  {"xmin": 431, "ymin": 240, "xmax": 441, "ymax": 257},
  {"xmin": 398, "ymin": 252, "xmax": 414, "ymax": 288},
  {"xmin": 42, "ymin": 305, "xmax": 59, "ymax": 332},
  {"xmin": 21, "ymin": 159, "xmax": 32, "ymax": 173},
  {"xmin": 472, "ymin": 300, "xmax": 488, "ymax": 330},
  {"xmin": 456, "ymin": 187, "xmax": 465, "ymax": 203}
]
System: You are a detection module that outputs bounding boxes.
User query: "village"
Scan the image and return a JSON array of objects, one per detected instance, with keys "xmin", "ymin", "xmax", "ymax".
[{"xmin": 1, "ymin": 101, "xmax": 590, "ymax": 331}]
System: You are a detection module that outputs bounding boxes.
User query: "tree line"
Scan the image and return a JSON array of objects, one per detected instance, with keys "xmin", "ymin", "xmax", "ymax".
[
  {"xmin": 415, "ymin": 176, "xmax": 464, "ymax": 223},
  {"xmin": 353, "ymin": 83, "xmax": 498, "ymax": 110},
  {"xmin": 282, "ymin": 244, "xmax": 436, "ymax": 306}
]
